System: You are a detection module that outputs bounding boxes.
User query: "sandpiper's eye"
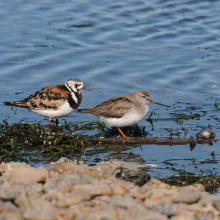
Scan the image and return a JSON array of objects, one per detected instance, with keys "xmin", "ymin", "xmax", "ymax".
[
  {"xmin": 75, "ymin": 84, "xmax": 81, "ymax": 87},
  {"xmin": 143, "ymin": 96, "xmax": 146, "ymax": 98}
]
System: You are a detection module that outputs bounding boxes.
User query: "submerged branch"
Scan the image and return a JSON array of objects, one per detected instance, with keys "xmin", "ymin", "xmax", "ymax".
[{"xmin": 86, "ymin": 136, "xmax": 216, "ymax": 146}]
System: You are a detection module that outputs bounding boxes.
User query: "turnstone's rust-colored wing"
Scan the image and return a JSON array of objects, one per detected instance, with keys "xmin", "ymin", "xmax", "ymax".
[
  {"xmin": 78, "ymin": 96, "xmax": 134, "ymax": 118},
  {"xmin": 4, "ymin": 83, "xmax": 69, "ymax": 110}
]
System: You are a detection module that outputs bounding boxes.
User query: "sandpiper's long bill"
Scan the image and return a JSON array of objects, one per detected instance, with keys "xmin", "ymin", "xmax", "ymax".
[
  {"xmin": 78, "ymin": 89, "xmax": 169, "ymax": 138},
  {"xmin": 4, "ymin": 78, "xmax": 91, "ymax": 125}
]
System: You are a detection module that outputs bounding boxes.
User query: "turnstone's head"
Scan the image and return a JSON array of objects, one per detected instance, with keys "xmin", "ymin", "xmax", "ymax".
[
  {"xmin": 65, "ymin": 78, "xmax": 91, "ymax": 93},
  {"xmin": 135, "ymin": 90, "xmax": 169, "ymax": 107}
]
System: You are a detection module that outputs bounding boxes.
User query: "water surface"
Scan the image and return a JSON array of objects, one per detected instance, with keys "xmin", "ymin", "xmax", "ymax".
[{"xmin": 1, "ymin": 0, "xmax": 220, "ymax": 178}]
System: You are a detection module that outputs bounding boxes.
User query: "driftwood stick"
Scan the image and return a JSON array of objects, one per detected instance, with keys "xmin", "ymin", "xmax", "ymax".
[
  {"xmin": 87, "ymin": 137, "xmax": 190, "ymax": 145},
  {"xmin": 86, "ymin": 137, "xmax": 217, "ymax": 146}
]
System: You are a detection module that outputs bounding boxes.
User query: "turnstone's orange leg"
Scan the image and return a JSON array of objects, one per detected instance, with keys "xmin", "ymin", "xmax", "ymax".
[
  {"xmin": 48, "ymin": 119, "xmax": 51, "ymax": 126},
  {"xmin": 56, "ymin": 119, "xmax": 59, "ymax": 126}
]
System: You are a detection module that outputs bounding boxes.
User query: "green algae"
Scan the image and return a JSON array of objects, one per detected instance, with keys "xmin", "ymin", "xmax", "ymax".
[{"xmin": 0, "ymin": 120, "xmax": 146, "ymax": 164}]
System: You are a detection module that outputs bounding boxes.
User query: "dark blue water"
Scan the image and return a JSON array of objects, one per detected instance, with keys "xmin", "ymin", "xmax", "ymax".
[{"xmin": 1, "ymin": 0, "xmax": 220, "ymax": 178}]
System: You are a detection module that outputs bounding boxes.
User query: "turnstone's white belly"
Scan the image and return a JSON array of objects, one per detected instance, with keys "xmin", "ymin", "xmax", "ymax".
[{"xmin": 31, "ymin": 100, "xmax": 75, "ymax": 119}]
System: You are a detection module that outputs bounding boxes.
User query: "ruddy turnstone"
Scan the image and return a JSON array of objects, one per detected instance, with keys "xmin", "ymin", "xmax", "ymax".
[
  {"xmin": 78, "ymin": 90, "xmax": 169, "ymax": 138},
  {"xmin": 4, "ymin": 78, "xmax": 91, "ymax": 125}
]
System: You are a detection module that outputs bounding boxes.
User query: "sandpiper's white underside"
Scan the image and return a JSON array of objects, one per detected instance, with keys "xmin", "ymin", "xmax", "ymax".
[
  {"xmin": 30, "ymin": 100, "xmax": 74, "ymax": 119},
  {"xmin": 99, "ymin": 105, "xmax": 149, "ymax": 127}
]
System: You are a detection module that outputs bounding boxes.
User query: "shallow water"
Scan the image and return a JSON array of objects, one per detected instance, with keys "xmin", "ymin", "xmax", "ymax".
[{"xmin": 1, "ymin": 0, "xmax": 220, "ymax": 178}]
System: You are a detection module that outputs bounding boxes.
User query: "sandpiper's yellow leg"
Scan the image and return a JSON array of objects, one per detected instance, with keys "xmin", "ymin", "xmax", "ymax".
[{"xmin": 118, "ymin": 128, "xmax": 130, "ymax": 138}]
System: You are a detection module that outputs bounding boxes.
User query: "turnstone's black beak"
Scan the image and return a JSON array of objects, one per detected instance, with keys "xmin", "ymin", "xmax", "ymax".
[
  {"xmin": 149, "ymin": 99, "xmax": 170, "ymax": 107},
  {"xmin": 82, "ymin": 86, "xmax": 91, "ymax": 91}
]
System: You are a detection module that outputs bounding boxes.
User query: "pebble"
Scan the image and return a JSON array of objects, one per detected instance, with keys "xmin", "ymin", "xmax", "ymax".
[
  {"xmin": 154, "ymin": 201, "xmax": 175, "ymax": 217},
  {"xmin": 0, "ymin": 186, "xmax": 15, "ymax": 200},
  {"xmin": 0, "ymin": 158, "xmax": 219, "ymax": 220},
  {"xmin": 0, "ymin": 212, "xmax": 23, "ymax": 220},
  {"xmin": 172, "ymin": 186, "xmax": 201, "ymax": 204}
]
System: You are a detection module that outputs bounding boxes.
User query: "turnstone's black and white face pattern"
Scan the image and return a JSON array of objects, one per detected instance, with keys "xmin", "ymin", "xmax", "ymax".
[
  {"xmin": 4, "ymin": 78, "xmax": 91, "ymax": 125},
  {"xmin": 78, "ymin": 90, "xmax": 169, "ymax": 138}
]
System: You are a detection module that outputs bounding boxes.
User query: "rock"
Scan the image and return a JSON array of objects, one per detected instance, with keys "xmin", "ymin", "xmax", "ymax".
[
  {"xmin": 198, "ymin": 194, "xmax": 215, "ymax": 206},
  {"xmin": 15, "ymin": 193, "xmax": 33, "ymax": 212},
  {"xmin": 188, "ymin": 203, "xmax": 204, "ymax": 212},
  {"xmin": 146, "ymin": 178, "xmax": 168, "ymax": 187},
  {"xmin": 72, "ymin": 184, "xmax": 113, "ymax": 199},
  {"xmin": 11, "ymin": 166, "xmax": 47, "ymax": 184},
  {"xmin": 53, "ymin": 192, "xmax": 84, "ymax": 207},
  {"xmin": 144, "ymin": 187, "xmax": 175, "ymax": 202},
  {"xmin": 53, "ymin": 208, "xmax": 76, "ymax": 219},
  {"xmin": 196, "ymin": 214, "xmax": 214, "ymax": 220},
  {"xmin": 25, "ymin": 183, "xmax": 44, "ymax": 195},
  {"xmin": 0, "ymin": 212, "xmax": 23, "ymax": 220},
  {"xmin": 172, "ymin": 186, "xmax": 201, "ymax": 204},
  {"xmin": 0, "ymin": 201, "xmax": 20, "ymax": 212},
  {"xmin": 133, "ymin": 209, "xmax": 169, "ymax": 220},
  {"xmin": 154, "ymin": 201, "xmax": 175, "ymax": 217},
  {"xmin": 213, "ymin": 196, "xmax": 220, "ymax": 211},
  {"xmin": 111, "ymin": 195, "xmax": 137, "ymax": 208},
  {"xmin": 24, "ymin": 209, "xmax": 58, "ymax": 220},
  {"xmin": 144, "ymin": 198, "xmax": 158, "ymax": 209},
  {"xmin": 43, "ymin": 179, "xmax": 57, "ymax": 192},
  {"xmin": 171, "ymin": 203, "xmax": 190, "ymax": 215},
  {"xmin": 117, "ymin": 206, "xmax": 169, "ymax": 220},
  {"xmin": 91, "ymin": 162, "xmax": 122, "ymax": 179},
  {"xmin": 0, "ymin": 163, "xmax": 47, "ymax": 184},
  {"xmin": 55, "ymin": 181, "xmax": 71, "ymax": 193},
  {"xmin": 0, "ymin": 186, "xmax": 15, "ymax": 200},
  {"xmin": 1, "ymin": 159, "xmax": 220, "ymax": 220},
  {"xmin": 194, "ymin": 183, "xmax": 206, "ymax": 192},
  {"xmin": 170, "ymin": 215, "xmax": 197, "ymax": 220},
  {"xmin": 47, "ymin": 160, "xmax": 121, "ymax": 180},
  {"xmin": 47, "ymin": 161, "xmax": 90, "ymax": 175},
  {"xmin": 112, "ymin": 185, "xmax": 127, "ymax": 196}
]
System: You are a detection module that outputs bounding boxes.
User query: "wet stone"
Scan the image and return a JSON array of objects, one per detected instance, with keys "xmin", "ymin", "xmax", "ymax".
[
  {"xmin": 194, "ymin": 183, "xmax": 206, "ymax": 192},
  {"xmin": 0, "ymin": 200, "xmax": 20, "ymax": 212},
  {"xmin": 54, "ymin": 192, "xmax": 84, "ymax": 207},
  {"xmin": 198, "ymin": 194, "xmax": 215, "ymax": 207},
  {"xmin": 133, "ymin": 209, "xmax": 169, "ymax": 220},
  {"xmin": 43, "ymin": 179, "xmax": 57, "ymax": 192},
  {"xmin": 172, "ymin": 186, "xmax": 201, "ymax": 204},
  {"xmin": 154, "ymin": 201, "xmax": 175, "ymax": 217},
  {"xmin": 213, "ymin": 197, "xmax": 220, "ymax": 211},
  {"xmin": 0, "ymin": 212, "xmax": 23, "ymax": 220},
  {"xmin": 171, "ymin": 215, "xmax": 197, "ymax": 220},
  {"xmin": 0, "ymin": 159, "xmax": 220, "ymax": 220},
  {"xmin": 72, "ymin": 184, "xmax": 113, "ymax": 199},
  {"xmin": 0, "ymin": 186, "xmax": 15, "ymax": 200},
  {"xmin": 24, "ymin": 210, "xmax": 59, "ymax": 220},
  {"xmin": 196, "ymin": 213, "xmax": 214, "ymax": 220},
  {"xmin": 0, "ymin": 163, "xmax": 47, "ymax": 184},
  {"xmin": 111, "ymin": 195, "xmax": 137, "ymax": 208},
  {"xmin": 15, "ymin": 193, "xmax": 32, "ymax": 212}
]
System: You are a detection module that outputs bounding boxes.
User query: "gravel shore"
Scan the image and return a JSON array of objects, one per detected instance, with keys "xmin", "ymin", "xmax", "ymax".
[{"xmin": 0, "ymin": 158, "xmax": 219, "ymax": 220}]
